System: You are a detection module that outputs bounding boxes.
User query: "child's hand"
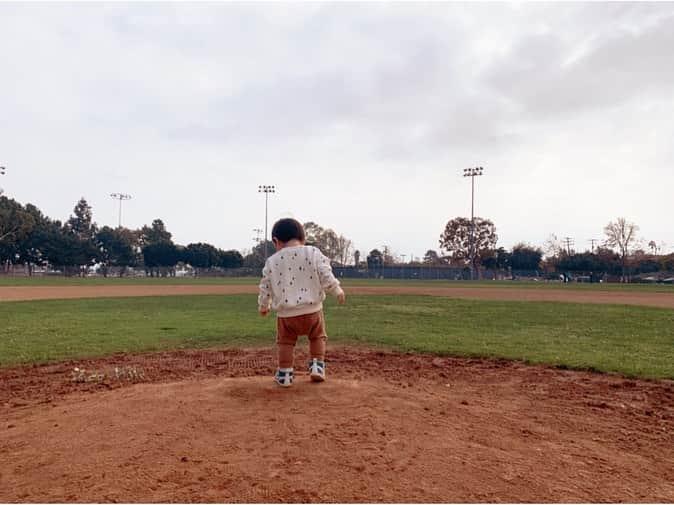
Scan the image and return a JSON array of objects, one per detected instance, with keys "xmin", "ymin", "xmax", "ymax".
[
  {"xmin": 337, "ymin": 292, "xmax": 346, "ymax": 305},
  {"xmin": 259, "ymin": 307, "xmax": 270, "ymax": 317}
]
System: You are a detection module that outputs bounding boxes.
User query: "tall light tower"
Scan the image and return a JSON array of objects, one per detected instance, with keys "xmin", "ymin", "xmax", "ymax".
[
  {"xmin": 258, "ymin": 185, "xmax": 275, "ymax": 260},
  {"xmin": 463, "ymin": 166, "xmax": 484, "ymax": 280},
  {"xmin": 110, "ymin": 193, "xmax": 132, "ymax": 228}
]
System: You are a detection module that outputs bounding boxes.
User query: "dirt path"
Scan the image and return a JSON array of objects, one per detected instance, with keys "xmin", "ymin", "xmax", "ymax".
[
  {"xmin": 1, "ymin": 347, "xmax": 672, "ymax": 502},
  {"xmin": 2, "ymin": 284, "xmax": 674, "ymax": 308}
]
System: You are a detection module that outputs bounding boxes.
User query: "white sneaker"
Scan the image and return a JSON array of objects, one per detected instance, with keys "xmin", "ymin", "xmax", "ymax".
[
  {"xmin": 275, "ymin": 367, "xmax": 294, "ymax": 387},
  {"xmin": 308, "ymin": 359, "xmax": 326, "ymax": 382}
]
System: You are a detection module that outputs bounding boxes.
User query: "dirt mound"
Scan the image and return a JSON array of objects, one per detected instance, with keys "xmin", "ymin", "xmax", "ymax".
[
  {"xmin": 2, "ymin": 284, "xmax": 674, "ymax": 308},
  {"xmin": 1, "ymin": 347, "xmax": 673, "ymax": 502}
]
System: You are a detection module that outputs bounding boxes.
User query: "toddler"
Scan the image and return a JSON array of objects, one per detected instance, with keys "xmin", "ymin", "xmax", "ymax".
[{"xmin": 258, "ymin": 218, "xmax": 345, "ymax": 387}]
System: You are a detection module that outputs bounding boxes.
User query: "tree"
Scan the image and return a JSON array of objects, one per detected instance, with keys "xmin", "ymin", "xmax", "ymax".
[
  {"xmin": 184, "ymin": 243, "xmax": 220, "ymax": 274},
  {"xmin": 139, "ymin": 219, "xmax": 172, "ymax": 246},
  {"xmin": 303, "ymin": 221, "xmax": 351, "ymax": 263},
  {"xmin": 96, "ymin": 226, "xmax": 138, "ymax": 277},
  {"xmin": 381, "ymin": 245, "xmax": 395, "ymax": 265},
  {"xmin": 423, "ymin": 250, "xmax": 444, "ymax": 266},
  {"xmin": 62, "ymin": 198, "xmax": 101, "ymax": 275},
  {"xmin": 142, "ymin": 241, "xmax": 180, "ymax": 277},
  {"xmin": 510, "ymin": 243, "xmax": 543, "ymax": 271},
  {"xmin": 366, "ymin": 249, "xmax": 383, "ymax": 269},
  {"xmin": 335, "ymin": 234, "xmax": 353, "ymax": 266},
  {"xmin": 218, "ymin": 250, "xmax": 243, "ymax": 268},
  {"xmin": 604, "ymin": 218, "xmax": 639, "ymax": 282},
  {"xmin": 661, "ymin": 254, "xmax": 674, "ymax": 272},
  {"xmin": 0, "ymin": 196, "xmax": 36, "ymax": 271},
  {"xmin": 439, "ymin": 217, "xmax": 497, "ymax": 274},
  {"xmin": 543, "ymin": 233, "xmax": 564, "ymax": 258},
  {"xmin": 354, "ymin": 250, "xmax": 361, "ymax": 268},
  {"xmin": 67, "ymin": 198, "xmax": 96, "ymax": 240},
  {"xmin": 243, "ymin": 240, "xmax": 274, "ymax": 269},
  {"xmin": 481, "ymin": 247, "xmax": 510, "ymax": 272},
  {"xmin": 15, "ymin": 204, "xmax": 53, "ymax": 275}
]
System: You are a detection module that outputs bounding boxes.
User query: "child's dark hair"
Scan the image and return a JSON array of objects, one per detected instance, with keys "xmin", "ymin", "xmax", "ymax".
[{"xmin": 271, "ymin": 218, "xmax": 306, "ymax": 243}]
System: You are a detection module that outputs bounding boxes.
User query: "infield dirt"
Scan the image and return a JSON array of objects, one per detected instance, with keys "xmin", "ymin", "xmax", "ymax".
[
  {"xmin": 2, "ymin": 284, "xmax": 674, "ymax": 308},
  {"xmin": 1, "ymin": 346, "xmax": 672, "ymax": 502}
]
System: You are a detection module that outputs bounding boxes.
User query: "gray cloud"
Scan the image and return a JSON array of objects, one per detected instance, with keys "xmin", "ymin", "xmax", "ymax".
[{"xmin": 1, "ymin": 2, "xmax": 673, "ymax": 258}]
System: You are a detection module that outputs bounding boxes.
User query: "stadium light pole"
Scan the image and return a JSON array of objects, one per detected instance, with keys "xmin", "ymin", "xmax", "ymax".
[
  {"xmin": 258, "ymin": 185, "xmax": 276, "ymax": 260},
  {"xmin": 463, "ymin": 166, "xmax": 484, "ymax": 281},
  {"xmin": 110, "ymin": 193, "xmax": 132, "ymax": 228}
]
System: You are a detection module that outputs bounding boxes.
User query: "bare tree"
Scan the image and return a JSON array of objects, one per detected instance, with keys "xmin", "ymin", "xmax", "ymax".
[
  {"xmin": 604, "ymin": 218, "xmax": 639, "ymax": 282},
  {"xmin": 648, "ymin": 240, "xmax": 657, "ymax": 255},
  {"xmin": 336, "ymin": 234, "xmax": 353, "ymax": 266},
  {"xmin": 543, "ymin": 233, "xmax": 564, "ymax": 258},
  {"xmin": 303, "ymin": 221, "xmax": 353, "ymax": 264}
]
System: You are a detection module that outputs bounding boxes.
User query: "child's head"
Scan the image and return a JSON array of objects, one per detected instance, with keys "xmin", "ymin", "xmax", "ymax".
[{"xmin": 271, "ymin": 218, "xmax": 306, "ymax": 249}]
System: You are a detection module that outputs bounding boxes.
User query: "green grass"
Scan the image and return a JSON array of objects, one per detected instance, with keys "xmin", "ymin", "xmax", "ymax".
[
  {"xmin": 2, "ymin": 295, "xmax": 673, "ymax": 379},
  {"xmin": 1, "ymin": 275, "xmax": 674, "ymax": 292}
]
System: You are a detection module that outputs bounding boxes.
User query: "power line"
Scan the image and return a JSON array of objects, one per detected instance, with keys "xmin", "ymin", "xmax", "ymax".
[
  {"xmin": 110, "ymin": 193, "xmax": 132, "ymax": 228},
  {"xmin": 588, "ymin": 238, "xmax": 599, "ymax": 253},
  {"xmin": 563, "ymin": 236, "xmax": 575, "ymax": 255}
]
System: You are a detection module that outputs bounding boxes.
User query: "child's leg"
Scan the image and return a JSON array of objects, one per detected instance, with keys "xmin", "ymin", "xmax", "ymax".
[
  {"xmin": 276, "ymin": 317, "xmax": 298, "ymax": 368},
  {"xmin": 307, "ymin": 311, "xmax": 327, "ymax": 361}
]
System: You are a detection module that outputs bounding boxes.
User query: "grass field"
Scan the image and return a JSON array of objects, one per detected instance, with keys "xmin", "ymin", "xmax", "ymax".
[
  {"xmin": 1, "ymin": 275, "xmax": 674, "ymax": 292},
  {"xmin": 2, "ymin": 294, "xmax": 673, "ymax": 379}
]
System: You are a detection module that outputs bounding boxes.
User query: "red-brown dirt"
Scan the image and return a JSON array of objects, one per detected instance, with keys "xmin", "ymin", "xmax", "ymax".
[
  {"xmin": 1, "ymin": 347, "xmax": 673, "ymax": 503},
  {"xmin": 2, "ymin": 284, "xmax": 674, "ymax": 308}
]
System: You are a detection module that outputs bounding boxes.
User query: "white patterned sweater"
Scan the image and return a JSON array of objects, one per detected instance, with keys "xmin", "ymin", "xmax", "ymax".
[{"xmin": 258, "ymin": 245, "xmax": 344, "ymax": 318}]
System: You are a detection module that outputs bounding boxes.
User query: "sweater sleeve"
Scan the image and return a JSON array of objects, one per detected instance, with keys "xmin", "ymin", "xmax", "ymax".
[
  {"xmin": 316, "ymin": 249, "xmax": 344, "ymax": 296},
  {"xmin": 258, "ymin": 261, "xmax": 273, "ymax": 310}
]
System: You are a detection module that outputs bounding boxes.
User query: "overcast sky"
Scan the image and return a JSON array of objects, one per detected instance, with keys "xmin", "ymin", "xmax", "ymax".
[{"xmin": 1, "ymin": 2, "xmax": 673, "ymax": 259}]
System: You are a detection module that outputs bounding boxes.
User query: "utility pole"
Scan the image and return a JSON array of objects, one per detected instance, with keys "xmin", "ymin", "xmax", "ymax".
[
  {"xmin": 588, "ymin": 239, "xmax": 599, "ymax": 254},
  {"xmin": 258, "ymin": 185, "xmax": 275, "ymax": 260},
  {"xmin": 381, "ymin": 245, "xmax": 387, "ymax": 278},
  {"xmin": 563, "ymin": 237, "xmax": 575, "ymax": 256},
  {"xmin": 110, "ymin": 193, "xmax": 132, "ymax": 228},
  {"xmin": 253, "ymin": 228, "xmax": 263, "ymax": 244},
  {"xmin": 0, "ymin": 166, "xmax": 5, "ymax": 196},
  {"xmin": 463, "ymin": 166, "xmax": 484, "ymax": 280}
]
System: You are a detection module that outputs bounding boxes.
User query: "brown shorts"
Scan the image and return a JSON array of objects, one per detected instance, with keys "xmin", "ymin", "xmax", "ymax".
[{"xmin": 276, "ymin": 310, "xmax": 327, "ymax": 346}]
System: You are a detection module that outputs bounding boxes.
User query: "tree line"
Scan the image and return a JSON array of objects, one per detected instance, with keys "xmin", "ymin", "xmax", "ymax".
[
  {"xmin": 362, "ymin": 216, "xmax": 672, "ymax": 281},
  {"xmin": 2, "ymin": 195, "xmax": 672, "ymax": 280},
  {"xmin": 0, "ymin": 196, "xmax": 243, "ymax": 277}
]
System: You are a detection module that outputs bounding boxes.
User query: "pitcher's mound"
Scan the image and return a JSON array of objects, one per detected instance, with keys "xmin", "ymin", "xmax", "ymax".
[{"xmin": 1, "ymin": 347, "xmax": 673, "ymax": 502}]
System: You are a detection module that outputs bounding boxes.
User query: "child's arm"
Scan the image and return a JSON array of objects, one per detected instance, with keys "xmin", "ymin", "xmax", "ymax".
[
  {"xmin": 316, "ymin": 251, "xmax": 346, "ymax": 304},
  {"xmin": 258, "ymin": 262, "xmax": 273, "ymax": 316}
]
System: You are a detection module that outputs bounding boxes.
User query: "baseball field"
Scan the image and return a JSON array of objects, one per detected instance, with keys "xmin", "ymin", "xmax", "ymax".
[{"xmin": 1, "ymin": 278, "xmax": 673, "ymax": 502}]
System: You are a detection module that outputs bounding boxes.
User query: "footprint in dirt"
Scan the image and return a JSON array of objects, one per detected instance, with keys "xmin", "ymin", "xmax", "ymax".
[{"xmin": 224, "ymin": 376, "xmax": 362, "ymax": 401}]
